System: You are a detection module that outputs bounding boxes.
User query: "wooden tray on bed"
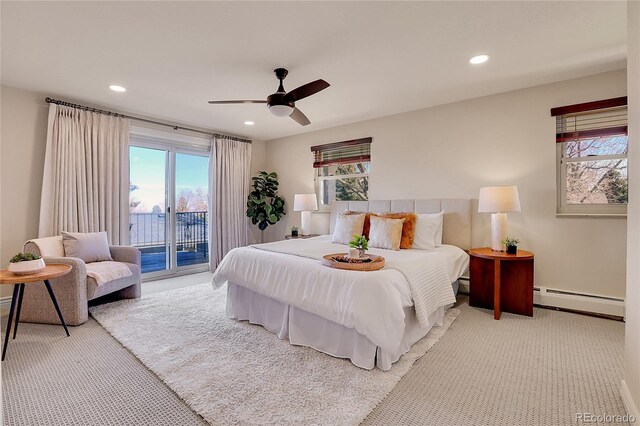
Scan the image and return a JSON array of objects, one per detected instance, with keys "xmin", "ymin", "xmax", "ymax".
[{"xmin": 321, "ymin": 253, "xmax": 385, "ymax": 271}]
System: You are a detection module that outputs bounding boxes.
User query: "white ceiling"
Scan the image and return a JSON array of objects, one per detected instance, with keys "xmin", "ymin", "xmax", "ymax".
[{"xmin": 1, "ymin": 1, "xmax": 627, "ymax": 141}]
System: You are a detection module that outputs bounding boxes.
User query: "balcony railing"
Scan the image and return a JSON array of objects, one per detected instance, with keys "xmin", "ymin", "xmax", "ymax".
[{"xmin": 129, "ymin": 211, "xmax": 208, "ymax": 273}]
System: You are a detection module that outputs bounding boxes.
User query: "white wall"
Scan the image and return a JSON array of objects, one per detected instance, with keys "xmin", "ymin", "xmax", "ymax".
[
  {"xmin": 265, "ymin": 69, "xmax": 627, "ymax": 300},
  {"xmin": 0, "ymin": 86, "xmax": 49, "ymax": 299},
  {"xmin": 622, "ymin": 1, "xmax": 640, "ymax": 418},
  {"xmin": 0, "ymin": 85, "xmax": 268, "ymax": 298}
]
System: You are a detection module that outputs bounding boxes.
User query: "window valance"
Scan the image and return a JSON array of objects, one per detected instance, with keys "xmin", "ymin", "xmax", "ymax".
[
  {"xmin": 551, "ymin": 97, "xmax": 627, "ymax": 143},
  {"xmin": 311, "ymin": 137, "xmax": 372, "ymax": 168}
]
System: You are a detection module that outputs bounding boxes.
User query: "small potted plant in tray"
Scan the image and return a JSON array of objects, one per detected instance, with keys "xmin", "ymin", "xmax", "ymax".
[
  {"xmin": 291, "ymin": 226, "xmax": 299, "ymax": 237},
  {"xmin": 349, "ymin": 235, "xmax": 369, "ymax": 259},
  {"xmin": 9, "ymin": 252, "xmax": 45, "ymax": 275},
  {"xmin": 502, "ymin": 237, "xmax": 520, "ymax": 255}
]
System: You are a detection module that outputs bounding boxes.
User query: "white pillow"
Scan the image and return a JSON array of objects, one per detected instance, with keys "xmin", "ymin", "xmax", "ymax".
[
  {"xmin": 412, "ymin": 211, "xmax": 444, "ymax": 250},
  {"xmin": 369, "ymin": 216, "xmax": 405, "ymax": 251},
  {"xmin": 332, "ymin": 213, "xmax": 365, "ymax": 245},
  {"xmin": 62, "ymin": 231, "xmax": 113, "ymax": 263}
]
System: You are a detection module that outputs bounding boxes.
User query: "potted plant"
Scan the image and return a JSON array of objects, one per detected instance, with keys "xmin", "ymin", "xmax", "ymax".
[
  {"xmin": 246, "ymin": 171, "xmax": 286, "ymax": 243},
  {"xmin": 502, "ymin": 237, "xmax": 520, "ymax": 255},
  {"xmin": 291, "ymin": 226, "xmax": 299, "ymax": 237},
  {"xmin": 9, "ymin": 252, "xmax": 45, "ymax": 275},
  {"xmin": 349, "ymin": 235, "xmax": 369, "ymax": 258}
]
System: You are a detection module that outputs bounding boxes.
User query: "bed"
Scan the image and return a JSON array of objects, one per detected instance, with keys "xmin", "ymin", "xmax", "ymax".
[{"xmin": 212, "ymin": 199, "xmax": 471, "ymax": 370}]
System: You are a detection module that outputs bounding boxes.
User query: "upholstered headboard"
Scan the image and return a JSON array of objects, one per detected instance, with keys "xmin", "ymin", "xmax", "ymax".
[{"xmin": 330, "ymin": 199, "xmax": 471, "ymax": 250}]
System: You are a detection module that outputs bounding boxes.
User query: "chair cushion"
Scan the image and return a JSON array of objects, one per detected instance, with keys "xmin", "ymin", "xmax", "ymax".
[
  {"xmin": 87, "ymin": 262, "xmax": 141, "ymax": 300},
  {"xmin": 62, "ymin": 231, "xmax": 113, "ymax": 263},
  {"xmin": 85, "ymin": 261, "xmax": 133, "ymax": 286}
]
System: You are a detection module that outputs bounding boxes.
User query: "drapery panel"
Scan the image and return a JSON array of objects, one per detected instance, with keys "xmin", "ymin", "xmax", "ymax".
[
  {"xmin": 39, "ymin": 104, "xmax": 130, "ymax": 244},
  {"xmin": 209, "ymin": 136, "xmax": 252, "ymax": 268}
]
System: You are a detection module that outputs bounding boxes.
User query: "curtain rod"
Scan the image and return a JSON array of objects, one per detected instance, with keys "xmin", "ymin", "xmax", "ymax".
[{"xmin": 44, "ymin": 97, "xmax": 252, "ymax": 144}]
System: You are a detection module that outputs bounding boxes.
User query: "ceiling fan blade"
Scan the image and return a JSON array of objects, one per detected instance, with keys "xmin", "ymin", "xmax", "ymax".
[
  {"xmin": 207, "ymin": 100, "xmax": 267, "ymax": 104},
  {"xmin": 289, "ymin": 107, "xmax": 311, "ymax": 126},
  {"xmin": 284, "ymin": 79, "xmax": 330, "ymax": 103}
]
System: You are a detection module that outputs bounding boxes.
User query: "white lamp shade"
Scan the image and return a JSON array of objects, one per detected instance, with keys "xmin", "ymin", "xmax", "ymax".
[
  {"xmin": 293, "ymin": 194, "xmax": 318, "ymax": 212},
  {"xmin": 478, "ymin": 186, "xmax": 521, "ymax": 213}
]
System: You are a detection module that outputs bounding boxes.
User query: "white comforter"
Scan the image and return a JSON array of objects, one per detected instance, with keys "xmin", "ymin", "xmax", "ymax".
[{"xmin": 211, "ymin": 236, "xmax": 468, "ymax": 352}]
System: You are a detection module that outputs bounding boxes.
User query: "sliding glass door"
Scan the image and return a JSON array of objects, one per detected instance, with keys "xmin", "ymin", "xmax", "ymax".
[
  {"xmin": 129, "ymin": 144, "xmax": 209, "ymax": 276},
  {"xmin": 129, "ymin": 146, "xmax": 169, "ymax": 273},
  {"xmin": 175, "ymin": 153, "xmax": 209, "ymax": 268}
]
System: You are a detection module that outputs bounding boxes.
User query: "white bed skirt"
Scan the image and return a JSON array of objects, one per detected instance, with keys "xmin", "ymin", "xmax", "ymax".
[{"xmin": 227, "ymin": 283, "xmax": 448, "ymax": 370}]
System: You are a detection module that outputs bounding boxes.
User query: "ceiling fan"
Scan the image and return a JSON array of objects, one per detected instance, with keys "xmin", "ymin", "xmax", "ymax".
[{"xmin": 208, "ymin": 68, "xmax": 330, "ymax": 126}]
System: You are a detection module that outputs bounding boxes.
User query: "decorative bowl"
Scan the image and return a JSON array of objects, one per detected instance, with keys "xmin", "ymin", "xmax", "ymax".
[{"xmin": 9, "ymin": 258, "xmax": 46, "ymax": 275}]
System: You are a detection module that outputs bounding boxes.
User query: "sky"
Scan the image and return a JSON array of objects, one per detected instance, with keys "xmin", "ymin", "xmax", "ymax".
[{"xmin": 130, "ymin": 146, "xmax": 209, "ymax": 212}]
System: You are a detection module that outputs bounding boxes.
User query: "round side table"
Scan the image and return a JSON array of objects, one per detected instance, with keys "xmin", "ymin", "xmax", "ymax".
[
  {"xmin": 0, "ymin": 264, "xmax": 72, "ymax": 361},
  {"xmin": 469, "ymin": 248, "xmax": 534, "ymax": 320}
]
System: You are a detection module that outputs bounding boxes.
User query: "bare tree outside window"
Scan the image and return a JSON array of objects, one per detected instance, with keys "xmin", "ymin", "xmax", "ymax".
[
  {"xmin": 564, "ymin": 137, "xmax": 628, "ymax": 206},
  {"xmin": 552, "ymin": 98, "xmax": 628, "ymax": 215},
  {"xmin": 176, "ymin": 188, "xmax": 208, "ymax": 212}
]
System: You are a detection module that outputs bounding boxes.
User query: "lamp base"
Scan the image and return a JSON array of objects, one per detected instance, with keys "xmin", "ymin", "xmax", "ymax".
[
  {"xmin": 300, "ymin": 211, "xmax": 312, "ymax": 236},
  {"xmin": 490, "ymin": 212, "xmax": 507, "ymax": 251}
]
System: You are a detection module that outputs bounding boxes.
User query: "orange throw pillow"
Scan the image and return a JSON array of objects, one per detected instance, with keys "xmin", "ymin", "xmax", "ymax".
[{"xmin": 380, "ymin": 212, "xmax": 417, "ymax": 249}]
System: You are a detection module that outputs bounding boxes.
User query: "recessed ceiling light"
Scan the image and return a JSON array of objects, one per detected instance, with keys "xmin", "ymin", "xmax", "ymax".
[
  {"xmin": 109, "ymin": 85, "xmax": 126, "ymax": 92},
  {"xmin": 244, "ymin": 121, "xmax": 255, "ymax": 126},
  {"xmin": 469, "ymin": 54, "xmax": 489, "ymax": 65}
]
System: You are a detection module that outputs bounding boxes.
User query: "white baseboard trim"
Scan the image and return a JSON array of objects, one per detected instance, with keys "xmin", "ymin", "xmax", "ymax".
[
  {"xmin": 620, "ymin": 380, "xmax": 640, "ymax": 419},
  {"xmin": 534, "ymin": 286, "xmax": 625, "ymax": 318},
  {"xmin": 0, "ymin": 296, "xmax": 11, "ymax": 308}
]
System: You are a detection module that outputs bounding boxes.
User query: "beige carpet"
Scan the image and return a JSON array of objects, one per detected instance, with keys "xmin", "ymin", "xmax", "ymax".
[
  {"xmin": 363, "ymin": 300, "xmax": 627, "ymax": 426},
  {"xmin": 88, "ymin": 283, "xmax": 460, "ymax": 425},
  {"xmin": 2, "ymin": 284, "xmax": 626, "ymax": 426},
  {"xmin": 1, "ymin": 317, "xmax": 206, "ymax": 426}
]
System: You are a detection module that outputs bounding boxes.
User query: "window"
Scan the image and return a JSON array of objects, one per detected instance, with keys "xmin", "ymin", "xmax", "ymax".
[
  {"xmin": 311, "ymin": 137, "xmax": 371, "ymax": 205},
  {"xmin": 551, "ymin": 97, "xmax": 628, "ymax": 216}
]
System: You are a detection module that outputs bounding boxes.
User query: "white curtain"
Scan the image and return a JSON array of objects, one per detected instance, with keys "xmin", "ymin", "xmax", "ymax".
[
  {"xmin": 39, "ymin": 104, "xmax": 130, "ymax": 244},
  {"xmin": 209, "ymin": 136, "xmax": 252, "ymax": 268}
]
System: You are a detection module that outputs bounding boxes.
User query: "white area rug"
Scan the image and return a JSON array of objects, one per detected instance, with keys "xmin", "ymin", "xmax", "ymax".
[{"xmin": 90, "ymin": 283, "xmax": 459, "ymax": 425}]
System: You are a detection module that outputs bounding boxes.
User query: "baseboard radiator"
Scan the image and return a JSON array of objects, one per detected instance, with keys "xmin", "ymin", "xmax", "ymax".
[
  {"xmin": 457, "ymin": 277, "xmax": 624, "ymax": 319},
  {"xmin": 533, "ymin": 286, "xmax": 624, "ymax": 318}
]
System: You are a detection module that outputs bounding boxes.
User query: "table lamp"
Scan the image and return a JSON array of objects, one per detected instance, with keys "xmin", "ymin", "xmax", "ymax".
[
  {"xmin": 478, "ymin": 186, "xmax": 521, "ymax": 251},
  {"xmin": 293, "ymin": 194, "xmax": 318, "ymax": 236}
]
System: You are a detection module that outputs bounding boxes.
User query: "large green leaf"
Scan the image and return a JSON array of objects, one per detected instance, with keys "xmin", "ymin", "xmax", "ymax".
[{"xmin": 247, "ymin": 170, "xmax": 287, "ymax": 232}]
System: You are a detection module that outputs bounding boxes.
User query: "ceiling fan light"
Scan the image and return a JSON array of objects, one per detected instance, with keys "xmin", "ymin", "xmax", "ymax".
[
  {"xmin": 469, "ymin": 54, "xmax": 489, "ymax": 64},
  {"xmin": 269, "ymin": 104, "xmax": 294, "ymax": 117}
]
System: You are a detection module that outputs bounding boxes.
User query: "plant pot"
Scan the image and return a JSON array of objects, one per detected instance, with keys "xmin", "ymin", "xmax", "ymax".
[
  {"xmin": 506, "ymin": 245, "xmax": 517, "ymax": 255},
  {"xmin": 9, "ymin": 258, "xmax": 46, "ymax": 275},
  {"xmin": 348, "ymin": 248, "xmax": 367, "ymax": 259},
  {"xmin": 291, "ymin": 230, "xmax": 298, "ymax": 237}
]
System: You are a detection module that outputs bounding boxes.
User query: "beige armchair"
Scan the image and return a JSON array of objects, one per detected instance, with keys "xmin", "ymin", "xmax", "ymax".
[{"xmin": 20, "ymin": 236, "xmax": 141, "ymax": 326}]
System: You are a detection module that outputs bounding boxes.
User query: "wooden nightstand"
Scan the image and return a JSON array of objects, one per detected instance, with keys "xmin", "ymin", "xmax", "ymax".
[
  {"xmin": 469, "ymin": 247, "xmax": 534, "ymax": 320},
  {"xmin": 285, "ymin": 234, "xmax": 321, "ymax": 240}
]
